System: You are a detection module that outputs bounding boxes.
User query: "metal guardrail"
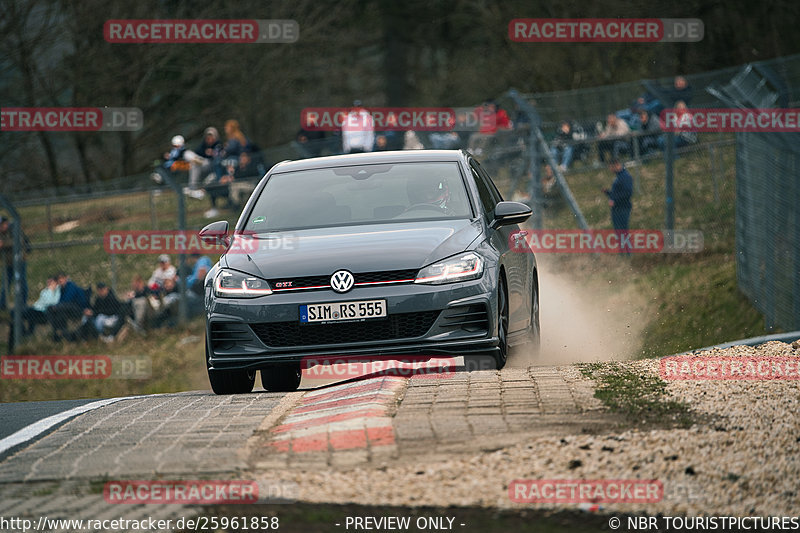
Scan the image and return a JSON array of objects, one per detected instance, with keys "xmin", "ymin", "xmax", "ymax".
[{"xmin": 677, "ymin": 331, "xmax": 800, "ymax": 355}]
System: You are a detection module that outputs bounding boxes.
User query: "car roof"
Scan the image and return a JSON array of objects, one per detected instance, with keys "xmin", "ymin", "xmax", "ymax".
[{"xmin": 270, "ymin": 149, "xmax": 471, "ymax": 173}]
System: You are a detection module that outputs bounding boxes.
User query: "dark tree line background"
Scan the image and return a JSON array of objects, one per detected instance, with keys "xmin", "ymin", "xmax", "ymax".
[{"xmin": 2, "ymin": 0, "xmax": 799, "ymax": 192}]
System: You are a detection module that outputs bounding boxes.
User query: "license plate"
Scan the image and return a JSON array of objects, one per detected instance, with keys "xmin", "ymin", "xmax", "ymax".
[{"xmin": 300, "ymin": 299, "xmax": 387, "ymax": 324}]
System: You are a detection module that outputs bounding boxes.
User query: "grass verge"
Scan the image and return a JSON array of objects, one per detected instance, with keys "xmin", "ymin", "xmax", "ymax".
[{"xmin": 579, "ymin": 362, "xmax": 693, "ymax": 428}]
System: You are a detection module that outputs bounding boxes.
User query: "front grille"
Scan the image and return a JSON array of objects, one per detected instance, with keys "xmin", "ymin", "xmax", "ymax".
[
  {"xmin": 210, "ymin": 322, "xmax": 253, "ymax": 350},
  {"xmin": 269, "ymin": 269, "xmax": 418, "ymax": 291},
  {"xmin": 439, "ymin": 305, "xmax": 490, "ymax": 333},
  {"xmin": 250, "ymin": 310, "xmax": 440, "ymax": 347}
]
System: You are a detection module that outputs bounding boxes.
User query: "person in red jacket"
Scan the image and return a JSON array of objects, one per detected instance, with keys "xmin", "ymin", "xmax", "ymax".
[{"xmin": 468, "ymin": 100, "xmax": 512, "ymax": 155}]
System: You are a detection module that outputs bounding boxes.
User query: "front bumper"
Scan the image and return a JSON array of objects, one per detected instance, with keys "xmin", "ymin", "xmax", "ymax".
[{"xmin": 205, "ymin": 277, "xmax": 498, "ymax": 371}]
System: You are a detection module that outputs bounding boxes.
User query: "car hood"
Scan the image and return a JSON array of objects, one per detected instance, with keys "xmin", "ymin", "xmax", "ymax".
[{"xmin": 222, "ymin": 219, "xmax": 483, "ymax": 278}]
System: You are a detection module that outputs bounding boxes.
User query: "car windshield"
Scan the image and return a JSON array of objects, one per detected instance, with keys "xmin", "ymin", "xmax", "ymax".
[{"xmin": 245, "ymin": 161, "xmax": 472, "ymax": 231}]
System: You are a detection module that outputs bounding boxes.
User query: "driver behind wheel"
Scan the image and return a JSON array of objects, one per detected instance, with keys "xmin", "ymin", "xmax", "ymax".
[{"xmin": 406, "ymin": 175, "xmax": 451, "ymax": 211}]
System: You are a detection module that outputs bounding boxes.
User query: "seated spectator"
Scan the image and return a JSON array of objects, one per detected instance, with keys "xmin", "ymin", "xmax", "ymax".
[
  {"xmin": 183, "ymin": 127, "xmax": 223, "ymax": 199},
  {"xmin": 9, "ymin": 275, "xmax": 58, "ymax": 349},
  {"xmin": 204, "ymin": 125, "xmax": 263, "ymax": 218},
  {"xmin": 468, "ymin": 100, "xmax": 513, "ymax": 156},
  {"xmin": 428, "ymin": 131, "xmax": 461, "ymax": 150},
  {"xmin": 148, "ymin": 254, "xmax": 177, "ymax": 291},
  {"xmin": 550, "ymin": 120, "xmax": 577, "ymax": 171},
  {"xmin": 79, "ymin": 282, "xmax": 126, "ymax": 342},
  {"xmin": 46, "ymin": 272, "xmax": 90, "ymax": 342},
  {"xmin": 597, "ymin": 113, "xmax": 632, "ymax": 163},
  {"xmin": 222, "ymin": 119, "xmax": 250, "ymax": 161},
  {"xmin": 162, "ymin": 135, "xmax": 188, "ymax": 171},
  {"xmin": 152, "ymin": 276, "xmax": 181, "ymax": 327},
  {"xmin": 374, "ymin": 112, "xmax": 403, "ymax": 151},
  {"xmin": 632, "ymin": 108, "xmax": 664, "ymax": 155},
  {"xmin": 672, "ymin": 101, "xmax": 699, "ymax": 149},
  {"xmin": 22, "ymin": 276, "xmax": 60, "ymax": 336},
  {"xmin": 403, "ymin": 130, "xmax": 424, "ymax": 150},
  {"xmin": 186, "ymin": 254, "xmax": 212, "ymax": 291},
  {"xmin": 295, "ymin": 128, "xmax": 327, "ymax": 158},
  {"xmin": 428, "ymin": 113, "xmax": 461, "ymax": 150},
  {"xmin": 125, "ymin": 275, "xmax": 152, "ymax": 331}
]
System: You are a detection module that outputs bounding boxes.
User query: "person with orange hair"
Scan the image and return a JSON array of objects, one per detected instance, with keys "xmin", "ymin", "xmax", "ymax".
[{"xmin": 222, "ymin": 119, "xmax": 250, "ymax": 159}]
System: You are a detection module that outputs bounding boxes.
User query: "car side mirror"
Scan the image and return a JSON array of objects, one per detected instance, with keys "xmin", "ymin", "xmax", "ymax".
[
  {"xmin": 199, "ymin": 220, "xmax": 230, "ymax": 248},
  {"xmin": 491, "ymin": 201, "xmax": 532, "ymax": 228}
]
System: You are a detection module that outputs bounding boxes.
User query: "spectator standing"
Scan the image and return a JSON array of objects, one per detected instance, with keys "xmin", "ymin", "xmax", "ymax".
[
  {"xmin": 550, "ymin": 120, "xmax": 576, "ymax": 171},
  {"xmin": 603, "ymin": 159, "xmax": 634, "ymax": 254},
  {"xmin": 0, "ymin": 215, "xmax": 29, "ymax": 310},
  {"xmin": 468, "ymin": 100, "xmax": 513, "ymax": 156},
  {"xmin": 342, "ymin": 100, "xmax": 375, "ymax": 154}
]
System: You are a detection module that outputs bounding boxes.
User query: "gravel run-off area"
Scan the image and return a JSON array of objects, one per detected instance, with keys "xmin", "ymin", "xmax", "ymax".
[{"xmin": 267, "ymin": 341, "xmax": 800, "ymax": 516}]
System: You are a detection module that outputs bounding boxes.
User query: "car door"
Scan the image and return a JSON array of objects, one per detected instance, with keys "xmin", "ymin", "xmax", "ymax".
[{"xmin": 468, "ymin": 159, "xmax": 530, "ymax": 333}]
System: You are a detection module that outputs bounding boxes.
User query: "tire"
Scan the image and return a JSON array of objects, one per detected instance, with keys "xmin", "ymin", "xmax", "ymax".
[
  {"xmin": 206, "ymin": 341, "xmax": 256, "ymax": 395},
  {"xmin": 208, "ymin": 368, "xmax": 256, "ymax": 395},
  {"xmin": 494, "ymin": 277, "xmax": 509, "ymax": 370},
  {"xmin": 462, "ymin": 355, "xmax": 497, "ymax": 372},
  {"xmin": 528, "ymin": 280, "xmax": 541, "ymax": 356},
  {"xmin": 261, "ymin": 363, "xmax": 302, "ymax": 392}
]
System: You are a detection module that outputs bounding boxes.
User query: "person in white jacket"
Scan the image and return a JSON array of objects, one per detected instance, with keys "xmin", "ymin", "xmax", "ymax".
[{"xmin": 342, "ymin": 100, "xmax": 375, "ymax": 153}]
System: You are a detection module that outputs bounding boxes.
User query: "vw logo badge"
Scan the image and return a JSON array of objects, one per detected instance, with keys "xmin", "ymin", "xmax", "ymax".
[{"xmin": 330, "ymin": 270, "xmax": 355, "ymax": 293}]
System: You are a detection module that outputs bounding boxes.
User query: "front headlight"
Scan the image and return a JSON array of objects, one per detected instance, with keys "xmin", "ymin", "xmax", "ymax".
[
  {"xmin": 415, "ymin": 252, "xmax": 483, "ymax": 285},
  {"xmin": 214, "ymin": 269, "xmax": 272, "ymax": 298}
]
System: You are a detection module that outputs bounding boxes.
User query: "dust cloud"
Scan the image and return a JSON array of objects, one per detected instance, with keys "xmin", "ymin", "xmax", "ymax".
[{"xmin": 508, "ymin": 258, "xmax": 650, "ymax": 368}]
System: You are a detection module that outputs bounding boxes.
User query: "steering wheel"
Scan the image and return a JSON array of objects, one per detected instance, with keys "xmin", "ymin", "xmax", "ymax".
[{"xmin": 402, "ymin": 203, "xmax": 445, "ymax": 214}]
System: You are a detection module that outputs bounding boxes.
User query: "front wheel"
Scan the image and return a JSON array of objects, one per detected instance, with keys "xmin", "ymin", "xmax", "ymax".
[
  {"xmin": 528, "ymin": 282, "xmax": 541, "ymax": 356},
  {"xmin": 206, "ymin": 341, "xmax": 256, "ymax": 394},
  {"xmin": 208, "ymin": 368, "xmax": 256, "ymax": 394},
  {"xmin": 261, "ymin": 363, "xmax": 302, "ymax": 392},
  {"xmin": 494, "ymin": 277, "xmax": 509, "ymax": 370}
]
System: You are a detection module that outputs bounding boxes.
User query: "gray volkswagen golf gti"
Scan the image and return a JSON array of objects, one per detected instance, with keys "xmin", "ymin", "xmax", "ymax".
[{"xmin": 201, "ymin": 150, "xmax": 539, "ymax": 394}]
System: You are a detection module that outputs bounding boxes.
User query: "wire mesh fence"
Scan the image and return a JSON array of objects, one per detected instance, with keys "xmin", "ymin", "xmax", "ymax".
[{"xmin": 735, "ymin": 132, "xmax": 800, "ymax": 331}]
